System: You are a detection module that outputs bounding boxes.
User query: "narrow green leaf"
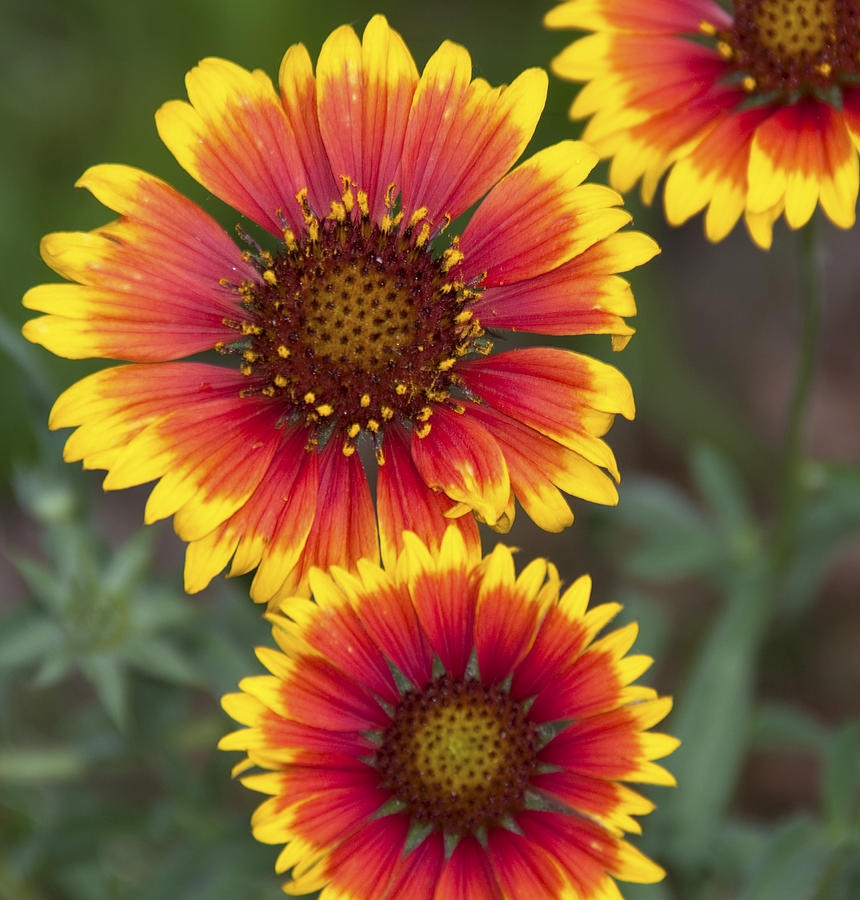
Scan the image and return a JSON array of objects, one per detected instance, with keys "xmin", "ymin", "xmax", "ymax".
[
  {"xmin": 618, "ymin": 478, "xmax": 718, "ymax": 580},
  {"xmin": 123, "ymin": 637, "xmax": 202, "ymax": 687},
  {"xmin": 661, "ymin": 565, "xmax": 769, "ymax": 869},
  {"xmin": 80, "ymin": 655, "xmax": 128, "ymax": 730},
  {"xmin": 101, "ymin": 528, "xmax": 154, "ymax": 599},
  {"xmin": 822, "ymin": 721, "xmax": 860, "ymax": 834},
  {"xmin": 0, "ymin": 610, "xmax": 62, "ymax": 669},
  {"xmin": 8, "ymin": 554, "xmax": 66, "ymax": 607},
  {"xmin": 737, "ymin": 817, "xmax": 837, "ymax": 900},
  {"xmin": 751, "ymin": 703, "xmax": 828, "ymax": 754},
  {"xmin": 690, "ymin": 443, "xmax": 751, "ymax": 533},
  {"xmin": 0, "ymin": 747, "xmax": 87, "ymax": 782}
]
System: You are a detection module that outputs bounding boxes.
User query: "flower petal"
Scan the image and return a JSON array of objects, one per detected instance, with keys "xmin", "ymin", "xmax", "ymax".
[
  {"xmin": 270, "ymin": 440, "xmax": 378, "ymax": 607},
  {"xmin": 748, "ymin": 99, "xmax": 858, "ymax": 230},
  {"xmin": 460, "ymin": 141, "xmax": 633, "ymax": 286},
  {"xmin": 472, "ymin": 230, "xmax": 655, "ymax": 340},
  {"xmin": 400, "ymin": 41, "xmax": 547, "ymax": 227},
  {"xmin": 315, "ymin": 15, "xmax": 418, "ymax": 218},
  {"xmin": 459, "ymin": 348, "xmax": 634, "ymax": 480},
  {"xmin": 23, "ymin": 165, "xmax": 254, "ymax": 361},
  {"xmin": 183, "ymin": 427, "xmax": 316, "ymax": 595},
  {"xmin": 436, "ymin": 836, "xmax": 503, "ymax": 900},
  {"xmin": 156, "ymin": 57, "xmax": 312, "ymax": 235},
  {"xmin": 377, "ymin": 423, "xmax": 480, "ymax": 567},
  {"xmin": 410, "ymin": 405, "xmax": 509, "ymax": 528}
]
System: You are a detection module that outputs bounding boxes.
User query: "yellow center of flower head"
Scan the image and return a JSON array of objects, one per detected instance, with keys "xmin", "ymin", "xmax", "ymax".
[
  {"xmin": 375, "ymin": 675, "xmax": 539, "ymax": 834},
  {"xmin": 218, "ymin": 179, "xmax": 488, "ymax": 455},
  {"xmin": 703, "ymin": 0, "xmax": 860, "ymax": 94}
]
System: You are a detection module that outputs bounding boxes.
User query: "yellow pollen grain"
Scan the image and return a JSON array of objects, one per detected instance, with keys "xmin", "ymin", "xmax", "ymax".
[
  {"xmin": 395, "ymin": 383, "xmax": 407, "ymax": 395},
  {"xmin": 384, "ymin": 183, "xmax": 397, "ymax": 210},
  {"xmin": 283, "ymin": 228, "xmax": 298, "ymax": 251},
  {"xmin": 215, "ymin": 341, "xmax": 226, "ymax": 353},
  {"xmin": 243, "ymin": 350, "xmax": 258, "ymax": 362},
  {"xmin": 240, "ymin": 363, "xmax": 253, "ymax": 376},
  {"xmin": 408, "ymin": 206, "xmax": 428, "ymax": 229},
  {"xmin": 450, "ymin": 402, "xmax": 465, "ymax": 415},
  {"xmin": 357, "ymin": 190, "xmax": 370, "ymax": 218},
  {"xmin": 416, "ymin": 222, "xmax": 431, "ymax": 247},
  {"xmin": 315, "ymin": 403, "xmax": 334, "ymax": 417},
  {"xmin": 375, "ymin": 447, "xmax": 386, "ymax": 465},
  {"xmin": 742, "ymin": 75, "xmax": 757, "ymax": 91},
  {"xmin": 241, "ymin": 322, "xmax": 262, "ymax": 335},
  {"xmin": 342, "ymin": 441, "xmax": 356, "ymax": 457},
  {"xmin": 262, "ymin": 385, "xmax": 276, "ymax": 397},
  {"xmin": 263, "ymin": 269, "xmax": 277, "ymax": 285},
  {"xmin": 360, "ymin": 393, "xmax": 371, "ymax": 408},
  {"xmin": 340, "ymin": 176, "xmax": 354, "ymax": 214},
  {"xmin": 818, "ymin": 62, "xmax": 832, "ymax": 77},
  {"xmin": 307, "ymin": 220, "xmax": 319, "ymax": 243},
  {"xmin": 303, "ymin": 391, "xmax": 316, "ymax": 404},
  {"xmin": 260, "ymin": 250, "xmax": 273, "ymax": 266},
  {"xmin": 438, "ymin": 358, "xmax": 456, "ymax": 372},
  {"xmin": 277, "ymin": 345, "xmax": 291, "ymax": 359},
  {"xmin": 381, "ymin": 214, "xmax": 394, "ymax": 232},
  {"xmin": 415, "ymin": 423, "xmax": 432, "ymax": 439},
  {"xmin": 717, "ymin": 40, "xmax": 733, "ymax": 60},
  {"xmin": 328, "ymin": 200, "xmax": 346, "ymax": 222},
  {"xmin": 417, "ymin": 406, "xmax": 433, "ymax": 422},
  {"xmin": 367, "ymin": 419, "xmax": 380, "ymax": 432},
  {"xmin": 274, "ymin": 375, "xmax": 287, "ymax": 387},
  {"xmin": 347, "ymin": 423, "xmax": 361, "ymax": 439},
  {"xmin": 381, "ymin": 406, "xmax": 394, "ymax": 420},
  {"xmin": 699, "ymin": 20, "xmax": 717, "ymax": 36},
  {"xmin": 454, "ymin": 310, "xmax": 473, "ymax": 324}
]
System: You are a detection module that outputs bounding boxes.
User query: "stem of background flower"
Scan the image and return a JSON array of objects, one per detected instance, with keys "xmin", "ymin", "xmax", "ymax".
[{"xmin": 771, "ymin": 219, "xmax": 822, "ymax": 578}]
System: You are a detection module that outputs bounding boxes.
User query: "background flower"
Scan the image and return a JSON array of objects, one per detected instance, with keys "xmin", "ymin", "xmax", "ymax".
[
  {"xmin": 547, "ymin": 0, "xmax": 860, "ymax": 248},
  {"xmin": 221, "ymin": 529, "xmax": 677, "ymax": 899},
  {"xmin": 22, "ymin": 14, "xmax": 654, "ymax": 606}
]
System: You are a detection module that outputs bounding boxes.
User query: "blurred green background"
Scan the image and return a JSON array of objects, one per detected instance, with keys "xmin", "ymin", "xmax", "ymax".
[{"xmin": 1, "ymin": 1, "xmax": 859, "ymax": 898}]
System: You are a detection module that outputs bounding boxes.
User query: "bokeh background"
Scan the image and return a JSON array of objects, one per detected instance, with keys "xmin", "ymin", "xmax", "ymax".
[{"xmin": 2, "ymin": 1, "xmax": 859, "ymax": 897}]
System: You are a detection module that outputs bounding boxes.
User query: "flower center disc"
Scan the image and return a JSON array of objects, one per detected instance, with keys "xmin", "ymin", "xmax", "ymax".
[
  {"xmin": 376, "ymin": 676, "xmax": 539, "ymax": 833},
  {"xmin": 719, "ymin": 0, "xmax": 860, "ymax": 93},
  {"xmin": 222, "ymin": 193, "xmax": 486, "ymax": 449}
]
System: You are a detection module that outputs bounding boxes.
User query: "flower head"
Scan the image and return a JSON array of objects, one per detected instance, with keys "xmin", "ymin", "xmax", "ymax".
[
  {"xmin": 23, "ymin": 15, "xmax": 655, "ymax": 605},
  {"xmin": 220, "ymin": 529, "xmax": 678, "ymax": 898},
  {"xmin": 547, "ymin": 0, "xmax": 860, "ymax": 248}
]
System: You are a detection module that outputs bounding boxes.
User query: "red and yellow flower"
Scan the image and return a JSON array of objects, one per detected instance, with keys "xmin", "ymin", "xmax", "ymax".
[
  {"xmin": 23, "ymin": 15, "xmax": 654, "ymax": 606},
  {"xmin": 221, "ymin": 528, "xmax": 678, "ymax": 899},
  {"xmin": 547, "ymin": 0, "xmax": 860, "ymax": 248}
]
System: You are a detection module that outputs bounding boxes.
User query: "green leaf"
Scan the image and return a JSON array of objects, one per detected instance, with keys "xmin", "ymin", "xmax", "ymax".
[
  {"xmin": 751, "ymin": 703, "xmax": 829, "ymax": 754},
  {"xmin": 0, "ymin": 747, "xmax": 87, "ymax": 783},
  {"xmin": 822, "ymin": 721, "xmax": 860, "ymax": 834},
  {"xmin": 79, "ymin": 655, "xmax": 128, "ymax": 731},
  {"xmin": 8, "ymin": 554, "xmax": 67, "ymax": 608},
  {"xmin": 690, "ymin": 443, "xmax": 751, "ymax": 533},
  {"xmin": 617, "ymin": 478, "xmax": 718, "ymax": 580},
  {"xmin": 617, "ymin": 881, "xmax": 672, "ymax": 900},
  {"xmin": 782, "ymin": 464, "xmax": 860, "ymax": 616},
  {"xmin": 123, "ymin": 637, "xmax": 202, "ymax": 687},
  {"xmin": 0, "ymin": 609, "xmax": 62, "ymax": 669},
  {"xmin": 737, "ymin": 817, "xmax": 838, "ymax": 900},
  {"xmin": 31, "ymin": 654, "xmax": 74, "ymax": 687},
  {"xmin": 101, "ymin": 528, "xmax": 155, "ymax": 600},
  {"xmin": 661, "ymin": 565, "xmax": 769, "ymax": 869}
]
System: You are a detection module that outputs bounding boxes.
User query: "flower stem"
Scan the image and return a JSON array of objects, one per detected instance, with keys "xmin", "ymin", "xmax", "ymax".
[{"xmin": 771, "ymin": 220, "xmax": 822, "ymax": 576}]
